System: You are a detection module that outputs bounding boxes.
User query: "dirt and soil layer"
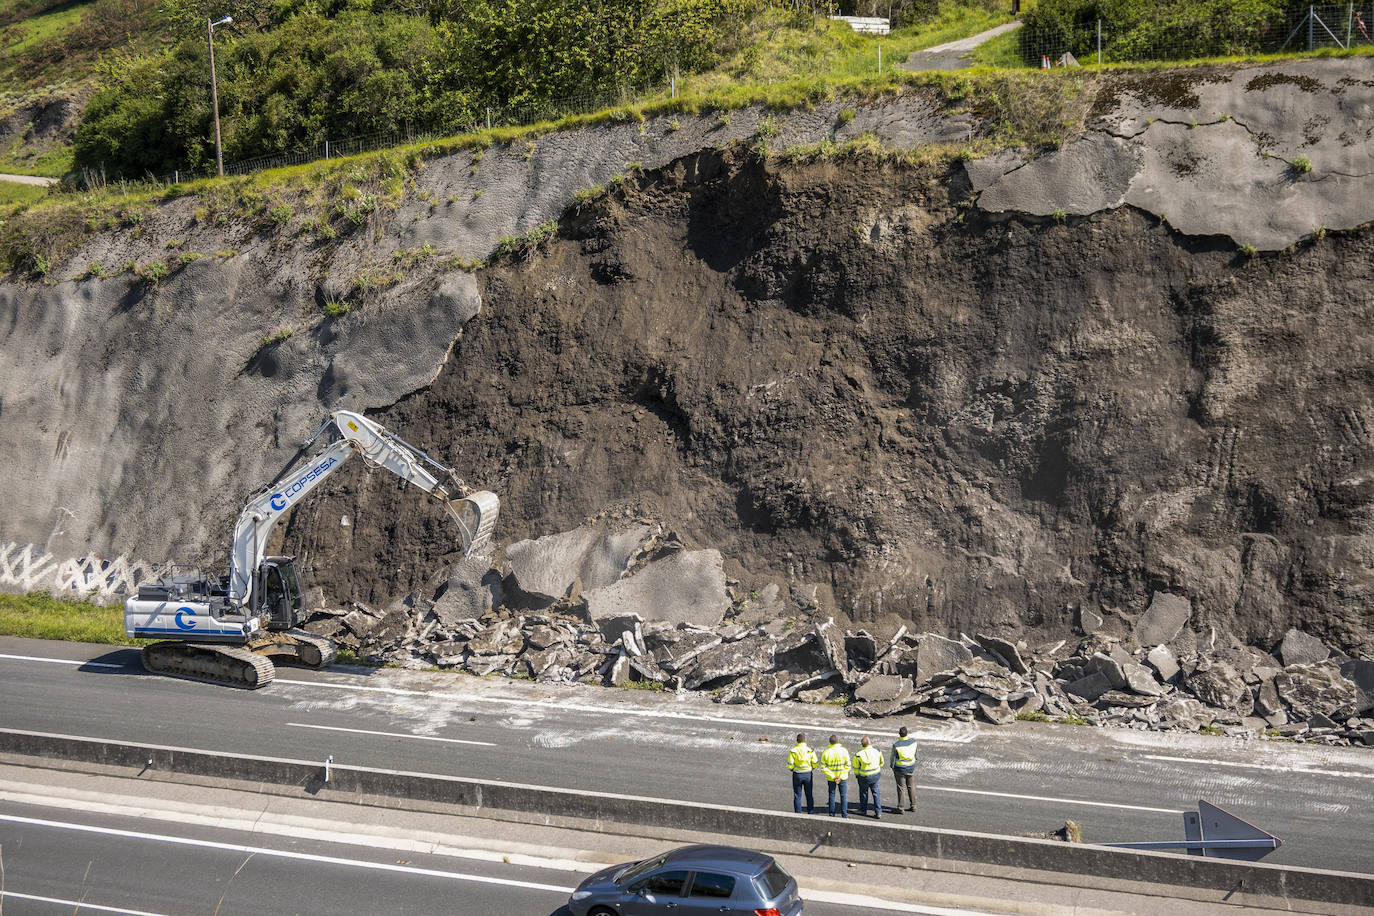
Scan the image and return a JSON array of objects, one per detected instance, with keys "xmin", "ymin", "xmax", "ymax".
[{"xmin": 282, "ymin": 146, "xmax": 1374, "ymax": 656}]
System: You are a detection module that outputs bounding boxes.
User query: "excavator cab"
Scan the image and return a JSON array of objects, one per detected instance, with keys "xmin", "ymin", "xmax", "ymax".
[{"xmin": 257, "ymin": 557, "xmax": 302, "ymax": 631}]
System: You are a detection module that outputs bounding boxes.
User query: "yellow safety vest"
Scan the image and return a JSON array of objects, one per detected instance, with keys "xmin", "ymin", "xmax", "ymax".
[
  {"xmin": 854, "ymin": 746, "xmax": 884, "ymax": 776},
  {"xmin": 787, "ymin": 743, "xmax": 817, "ymax": 772},
  {"xmin": 892, "ymin": 737, "xmax": 917, "ymax": 768},
  {"xmin": 819, "ymin": 744, "xmax": 851, "ymax": 782}
]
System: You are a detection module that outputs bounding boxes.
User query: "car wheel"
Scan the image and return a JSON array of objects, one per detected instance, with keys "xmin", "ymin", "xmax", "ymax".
[{"xmin": 587, "ymin": 908, "xmax": 618, "ymax": 916}]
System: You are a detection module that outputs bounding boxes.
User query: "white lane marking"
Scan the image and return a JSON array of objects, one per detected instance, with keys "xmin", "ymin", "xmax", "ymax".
[
  {"xmin": 274, "ymin": 677, "xmax": 976, "ymax": 744},
  {"xmin": 286, "ymin": 722, "xmax": 496, "ymax": 747},
  {"xmin": 0, "ymin": 785, "xmax": 596, "ymax": 872},
  {"xmin": 0, "ymin": 812, "xmax": 575, "ymax": 894},
  {"xmin": 918, "ymin": 784, "xmax": 1176, "ymax": 814},
  {"xmin": 1, "ymin": 890, "xmax": 170, "ymax": 916},
  {"xmin": 804, "ymin": 889, "xmax": 1008, "ymax": 915},
  {"xmin": 1143, "ymin": 753, "xmax": 1374, "ymax": 781},
  {"xmin": 0, "ymin": 652, "xmax": 124, "ymax": 669}
]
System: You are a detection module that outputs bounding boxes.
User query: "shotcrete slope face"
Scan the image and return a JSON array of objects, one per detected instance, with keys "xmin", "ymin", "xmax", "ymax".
[{"xmin": 0, "ymin": 60, "xmax": 1372, "ymax": 653}]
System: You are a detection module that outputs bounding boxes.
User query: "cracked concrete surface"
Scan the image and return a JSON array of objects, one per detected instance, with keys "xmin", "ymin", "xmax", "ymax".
[{"xmin": 974, "ymin": 59, "xmax": 1374, "ymax": 249}]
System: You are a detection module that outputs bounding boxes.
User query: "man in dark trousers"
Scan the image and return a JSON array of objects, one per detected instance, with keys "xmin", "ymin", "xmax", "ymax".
[
  {"xmin": 787, "ymin": 733, "xmax": 817, "ymax": 814},
  {"xmin": 891, "ymin": 725, "xmax": 918, "ymax": 813}
]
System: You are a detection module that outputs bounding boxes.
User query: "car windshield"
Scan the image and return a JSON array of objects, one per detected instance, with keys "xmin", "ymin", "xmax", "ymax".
[
  {"xmin": 753, "ymin": 862, "xmax": 793, "ymax": 900},
  {"xmin": 616, "ymin": 853, "xmax": 670, "ymax": 886}
]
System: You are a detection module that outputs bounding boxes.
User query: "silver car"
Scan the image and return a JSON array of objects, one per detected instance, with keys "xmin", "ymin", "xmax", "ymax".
[{"xmin": 568, "ymin": 844, "xmax": 803, "ymax": 916}]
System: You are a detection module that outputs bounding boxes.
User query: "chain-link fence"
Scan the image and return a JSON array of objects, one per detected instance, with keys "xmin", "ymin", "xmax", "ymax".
[{"xmin": 1018, "ymin": 2, "xmax": 1374, "ymax": 68}]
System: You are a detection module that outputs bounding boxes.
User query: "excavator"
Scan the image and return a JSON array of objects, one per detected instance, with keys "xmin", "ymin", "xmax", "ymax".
[{"xmin": 124, "ymin": 410, "xmax": 499, "ymax": 688}]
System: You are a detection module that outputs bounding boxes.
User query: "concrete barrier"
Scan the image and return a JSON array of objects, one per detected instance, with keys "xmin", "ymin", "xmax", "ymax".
[{"xmin": 2, "ymin": 727, "xmax": 1371, "ymax": 911}]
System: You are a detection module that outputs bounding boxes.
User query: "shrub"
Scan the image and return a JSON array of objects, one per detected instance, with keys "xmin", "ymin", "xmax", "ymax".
[
  {"xmin": 268, "ymin": 203, "xmax": 293, "ymax": 224},
  {"xmin": 323, "ymin": 299, "xmax": 351, "ymax": 318},
  {"xmin": 135, "ymin": 259, "xmax": 168, "ymax": 285},
  {"xmin": 1291, "ymin": 155, "xmax": 1313, "ymax": 174}
]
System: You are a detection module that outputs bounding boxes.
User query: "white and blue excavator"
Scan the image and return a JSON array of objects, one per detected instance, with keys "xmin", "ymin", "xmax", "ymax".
[{"xmin": 124, "ymin": 410, "xmax": 499, "ymax": 688}]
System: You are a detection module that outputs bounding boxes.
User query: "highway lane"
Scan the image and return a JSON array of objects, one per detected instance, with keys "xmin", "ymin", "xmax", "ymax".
[
  {"xmin": 0, "ymin": 793, "xmax": 955, "ymax": 916},
  {"xmin": 2, "ymin": 637, "xmax": 1372, "ymax": 873}
]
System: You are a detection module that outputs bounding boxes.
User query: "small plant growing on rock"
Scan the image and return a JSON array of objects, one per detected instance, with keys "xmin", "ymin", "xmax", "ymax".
[
  {"xmin": 135, "ymin": 259, "xmax": 168, "ymax": 285},
  {"xmin": 80, "ymin": 262, "xmax": 106, "ymax": 279},
  {"xmin": 1312, "ymin": 224, "xmax": 1327, "ymax": 239},
  {"xmin": 713, "ymin": 112, "xmax": 731, "ymax": 130},
  {"xmin": 1239, "ymin": 243, "xmax": 1257, "ymax": 257},
  {"xmin": 323, "ymin": 299, "xmax": 351, "ymax": 318},
  {"xmin": 165, "ymin": 239, "xmax": 183, "ymax": 249},
  {"xmin": 757, "ymin": 116, "xmax": 779, "ymax": 139},
  {"xmin": 1051, "ymin": 208, "xmax": 1067, "ymax": 222},
  {"xmin": 268, "ymin": 203, "xmax": 293, "ymax": 225},
  {"xmin": 523, "ymin": 141, "xmax": 536, "ymax": 160},
  {"xmin": 1291, "ymin": 155, "xmax": 1313, "ymax": 174},
  {"xmin": 260, "ymin": 326, "xmax": 293, "ymax": 348},
  {"xmin": 668, "ymin": 118, "xmax": 681, "ymax": 131},
  {"xmin": 838, "ymin": 107, "xmax": 857, "ymax": 125},
  {"xmin": 177, "ymin": 251, "xmax": 204, "ymax": 266}
]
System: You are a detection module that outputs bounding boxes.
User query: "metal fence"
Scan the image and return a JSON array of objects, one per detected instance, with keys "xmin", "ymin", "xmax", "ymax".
[{"xmin": 1018, "ymin": 2, "xmax": 1374, "ymax": 68}]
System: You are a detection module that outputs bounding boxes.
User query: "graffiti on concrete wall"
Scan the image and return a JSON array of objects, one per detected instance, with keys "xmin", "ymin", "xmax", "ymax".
[{"xmin": 0, "ymin": 542, "xmax": 164, "ymax": 604}]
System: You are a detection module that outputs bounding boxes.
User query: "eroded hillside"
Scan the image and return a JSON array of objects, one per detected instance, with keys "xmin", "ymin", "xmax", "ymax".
[
  {"xmin": 2, "ymin": 59, "xmax": 1373, "ymax": 658},
  {"xmin": 283, "ymin": 145, "xmax": 1374, "ymax": 655}
]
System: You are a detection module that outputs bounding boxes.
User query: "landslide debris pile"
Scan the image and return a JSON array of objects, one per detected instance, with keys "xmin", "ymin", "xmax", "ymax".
[{"xmin": 300, "ymin": 520, "xmax": 1374, "ymax": 748}]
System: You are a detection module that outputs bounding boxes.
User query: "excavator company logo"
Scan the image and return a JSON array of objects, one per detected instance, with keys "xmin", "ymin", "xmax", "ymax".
[
  {"xmin": 174, "ymin": 606, "xmax": 196, "ymax": 630},
  {"xmin": 269, "ymin": 455, "xmax": 340, "ymax": 512}
]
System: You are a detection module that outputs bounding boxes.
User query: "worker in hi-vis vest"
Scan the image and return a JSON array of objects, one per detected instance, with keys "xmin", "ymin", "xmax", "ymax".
[
  {"xmin": 853, "ymin": 736, "xmax": 884, "ymax": 819},
  {"xmin": 787, "ymin": 733, "xmax": 818, "ymax": 814},
  {"xmin": 891, "ymin": 725, "xmax": 918, "ymax": 813},
  {"xmin": 819, "ymin": 735, "xmax": 852, "ymax": 818}
]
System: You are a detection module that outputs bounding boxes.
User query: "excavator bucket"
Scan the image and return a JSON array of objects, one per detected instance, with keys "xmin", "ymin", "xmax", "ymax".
[{"xmin": 450, "ymin": 490, "xmax": 500, "ymax": 557}]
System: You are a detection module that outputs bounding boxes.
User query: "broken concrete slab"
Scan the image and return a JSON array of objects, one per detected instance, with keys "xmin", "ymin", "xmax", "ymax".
[
  {"xmin": 976, "ymin": 633, "xmax": 1030, "ymax": 674},
  {"xmin": 978, "ymin": 694, "xmax": 1016, "ymax": 725},
  {"xmin": 506, "ymin": 524, "xmax": 653, "ymax": 604},
  {"xmin": 1123, "ymin": 663, "xmax": 1165, "ymax": 697},
  {"xmin": 1133, "ymin": 592, "xmax": 1191, "ymax": 648},
  {"xmin": 854, "ymin": 674, "xmax": 914, "ymax": 704},
  {"xmin": 1096, "ymin": 690, "xmax": 1160, "ymax": 709},
  {"xmin": 1078, "ymin": 606, "xmax": 1103, "ymax": 636},
  {"xmin": 915, "ymin": 633, "xmax": 973, "ymax": 682},
  {"xmin": 1065, "ymin": 671, "xmax": 1114, "ymax": 702},
  {"xmin": 1278, "ymin": 627, "xmax": 1330, "ymax": 667},
  {"xmin": 649, "ymin": 628, "xmax": 723, "ymax": 673},
  {"xmin": 1186, "ymin": 658, "xmax": 1248, "ymax": 710},
  {"xmin": 813, "ymin": 619, "xmax": 850, "ymax": 682},
  {"xmin": 1090, "ymin": 651, "xmax": 1128, "ymax": 690},
  {"xmin": 681, "ymin": 635, "xmax": 775, "ymax": 690},
  {"xmin": 1146, "ymin": 645, "xmax": 1180, "ymax": 683},
  {"xmin": 1275, "ymin": 662, "xmax": 1359, "ymax": 721},
  {"xmin": 584, "ymin": 548, "xmax": 729, "ymax": 629},
  {"xmin": 1341, "ymin": 659, "xmax": 1374, "ymax": 714}
]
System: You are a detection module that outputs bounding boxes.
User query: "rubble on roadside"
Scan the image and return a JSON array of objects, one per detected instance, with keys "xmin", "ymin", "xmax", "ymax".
[{"xmin": 299, "ymin": 523, "xmax": 1374, "ymax": 748}]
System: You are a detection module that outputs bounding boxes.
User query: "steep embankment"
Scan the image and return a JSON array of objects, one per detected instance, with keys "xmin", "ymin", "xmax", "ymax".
[{"xmin": 1, "ymin": 60, "xmax": 1372, "ymax": 657}]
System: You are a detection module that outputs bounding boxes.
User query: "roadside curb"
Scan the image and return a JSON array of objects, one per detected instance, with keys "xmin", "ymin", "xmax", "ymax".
[{"xmin": 1, "ymin": 728, "xmax": 1370, "ymax": 913}]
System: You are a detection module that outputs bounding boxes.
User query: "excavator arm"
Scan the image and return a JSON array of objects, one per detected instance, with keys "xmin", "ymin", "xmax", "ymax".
[{"xmin": 227, "ymin": 409, "xmax": 499, "ymax": 608}]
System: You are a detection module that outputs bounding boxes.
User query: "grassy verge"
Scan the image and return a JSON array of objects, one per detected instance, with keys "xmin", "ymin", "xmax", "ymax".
[
  {"xmin": 0, "ymin": 176, "xmax": 49, "ymax": 207},
  {"xmin": 0, "ymin": 592, "xmax": 143, "ymax": 645}
]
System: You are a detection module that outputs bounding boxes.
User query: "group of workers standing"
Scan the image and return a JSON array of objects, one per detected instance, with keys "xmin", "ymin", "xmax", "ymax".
[{"xmin": 786, "ymin": 727, "xmax": 918, "ymax": 819}]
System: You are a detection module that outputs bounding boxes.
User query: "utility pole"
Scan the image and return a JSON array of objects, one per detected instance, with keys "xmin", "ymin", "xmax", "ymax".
[{"xmin": 207, "ymin": 15, "xmax": 232, "ymax": 178}]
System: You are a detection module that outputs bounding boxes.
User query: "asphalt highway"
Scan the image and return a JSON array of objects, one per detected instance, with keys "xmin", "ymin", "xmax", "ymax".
[
  {"xmin": 1, "ymin": 636, "xmax": 1372, "ymax": 874},
  {"xmin": 0, "ymin": 795, "xmax": 924, "ymax": 916}
]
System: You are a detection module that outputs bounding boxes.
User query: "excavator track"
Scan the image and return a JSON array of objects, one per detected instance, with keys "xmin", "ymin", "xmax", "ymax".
[
  {"xmin": 141, "ymin": 642, "xmax": 276, "ymax": 689},
  {"xmin": 246, "ymin": 629, "xmax": 337, "ymax": 669}
]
